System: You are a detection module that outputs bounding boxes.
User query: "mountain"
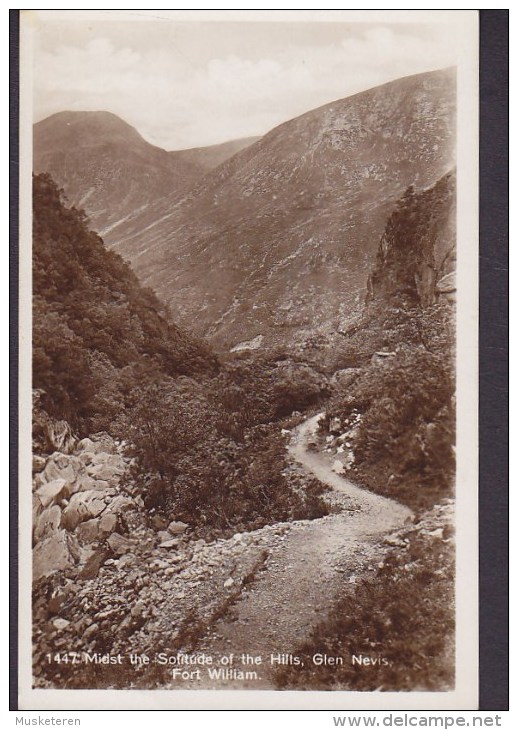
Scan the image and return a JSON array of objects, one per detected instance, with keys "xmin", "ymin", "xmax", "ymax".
[
  {"xmin": 33, "ymin": 112, "xmax": 257, "ymax": 242},
  {"xmin": 171, "ymin": 137, "xmax": 261, "ymax": 174},
  {"xmin": 32, "ymin": 172, "xmax": 218, "ymax": 431},
  {"xmin": 109, "ymin": 69, "xmax": 455, "ymax": 351}
]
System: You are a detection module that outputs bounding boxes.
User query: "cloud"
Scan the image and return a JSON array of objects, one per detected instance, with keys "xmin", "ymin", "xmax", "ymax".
[{"xmin": 34, "ymin": 23, "xmax": 457, "ymax": 149}]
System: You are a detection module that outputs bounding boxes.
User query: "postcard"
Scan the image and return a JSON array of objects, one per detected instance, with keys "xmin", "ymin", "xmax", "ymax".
[{"xmin": 17, "ymin": 9, "xmax": 479, "ymax": 710}]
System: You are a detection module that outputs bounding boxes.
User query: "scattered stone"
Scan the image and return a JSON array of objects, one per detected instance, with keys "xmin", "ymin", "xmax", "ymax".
[
  {"xmin": 33, "ymin": 530, "xmax": 75, "ymax": 580},
  {"xmin": 107, "ymin": 533, "xmax": 133, "ymax": 555},
  {"xmin": 34, "ymin": 505, "xmax": 62, "ymax": 543},
  {"xmin": 76, "ymin": 518, "xmax": 101, "ymax": 544},
  {"xmin": 384, "ymin": 534, "xmax": 409, "ymax": 548},
  {"xmin": 53, "ymin": 618, "xmax": 70, "ymax": 631},
  {"xmin": 36, "ymin": 479, "xmax": 69, "ymax": 509},
  {"xmin": 99, "ymin": 513, "xmax": 118, "ymax": 535},
  {"xmin": 160, "ymin": 539, "xmax": 180, "ymax": 549},
  {"xmin": 223, "ymin": 577, "xmax": 234, "ymax": 588},
  {"xmin": 150, "ymin": 515, "xmax": 168, "ymax": 531},
  {"xmin": 167, "ymin": 521, "xmax": 189, "ymax": 535},
  {"xmin": 79, "ymin": 548, "xmax": 111, "ymax": 580}
]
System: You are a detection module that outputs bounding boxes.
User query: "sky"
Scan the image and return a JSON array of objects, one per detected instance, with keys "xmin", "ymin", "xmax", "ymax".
[{"xmin": 30, "ymin": 12, "xmax": 459, "ymax": 151}]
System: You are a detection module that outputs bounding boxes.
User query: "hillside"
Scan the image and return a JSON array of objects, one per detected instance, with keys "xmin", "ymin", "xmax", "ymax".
[
  {"xmin": 315, "ymin": 173, "xmax": 456, "ymax": 509},
  {"xmin": 32, "ymin": 171, "xmax": 218, "ymax": 432},
  {"xmin": 109, "ymin": 69, "xmax": 455, "ymax": 350},
  {"xmin": 171, "ymin": 137, "xmax": 261, "ymax": 174},
  {"xmin": 33, "ymin": 112, "xmax": 256, "ymax": 244}
]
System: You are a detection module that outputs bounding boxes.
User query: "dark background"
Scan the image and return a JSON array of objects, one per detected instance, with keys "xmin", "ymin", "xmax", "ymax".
[{"xmin": 9, "ymin": 8, "xmax": 509, "ymax": 712}]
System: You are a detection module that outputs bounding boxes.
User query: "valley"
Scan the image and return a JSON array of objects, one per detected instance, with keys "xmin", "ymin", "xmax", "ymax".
[{"xmin": 31, "ymin": 68, "xmax": 457, "ymax": 692}]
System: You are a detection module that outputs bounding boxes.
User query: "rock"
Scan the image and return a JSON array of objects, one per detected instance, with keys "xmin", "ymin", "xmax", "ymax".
[
  {"xmin": 83, "ymin": 623, "xmax": 99, "ymax": 640},
  {"xmin": 329, "ymin": 417, "xmax": 342, "ymax": 434},
  {"xmin": 79, "ymin": 548, "xmax": 111, "ymax": 580},
  {"xmin": 332, "ymin": 460, "xmax": 345, "ymax": 475},
  {"xmin": 159, "ymin": 539, "xmax": 180, "ymax": 549},
  {"xmin": 76, "ymin": 518, "xmax": 101, "ymax": 544},
  {"xmin": 32, "ymin": 455, "xmax": 46, "ymax": 473},
  {"xmin": 76, "ymin": 437, "xmax": 95, "ymax": 453},
  {"xmin": 33, "ymin": 494, "xmax": 45, "ymax": 522},
  {"xmin": 34, "ymin": 505, "xmax": 62, "ymax": 543},
  {"xmin": 70, "ymin": 475, "xmax": 96, "ymax": 494},
  {"xmin": 223, "ymin": 577, "xmax": 234, "ymax": 588},
  {"xmin": 33, "ymin": 530, "xmax": 75, "ymax": 580},
  {"xmin": 62, "ymin": 490, "xmax": 109, "ymax": 531},
  {"xmin": 167, "ymin": 521, "xmax": 189, "ymax": 535},
  {"xmin": 53, "ymin": 618, "xmax": 70, "ymax": 631},
  {"xmin": 86, "ymin": 464, "xmax": 122, "ymax": 481},
  {"xmin": 103, "ymin": 495, "xmax": 133, "ymax": 515},
  {"xmin": 150, "ymin": 515, "xmax": 168, "ymax": 531},
  {"xmin": 131, "ymin": 601, "xmax": 145, "ymax": 618},
  {"xmin": 107, "ymin": 533, "xmax": 133, "ymax": 555},
  {"xmin": 99, "ymin": 513, "xmax": 118, "ymax": 535},
  {"xmin": 384, "ymin": 534, "xmax": 408, "ymax": 548},
  {"xmin": 92, "ymin": 453, "xmax": 125, "ymax": 470},
  {"xmin": 78, "ymin": 451, "xmax": 96, "ymax": 466},
  {"xmin": 36, "ymin": 478, "xmax": 70, "ymax": 508},
  {"xmin": 90, "ymin": 433, "xmax": 117, "ymax": 454},
  {"xmin": 157, "ymin": 531, "xmax": 172, "ymax": 542}
]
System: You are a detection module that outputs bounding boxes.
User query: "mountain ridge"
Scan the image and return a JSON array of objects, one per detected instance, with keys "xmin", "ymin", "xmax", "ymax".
[{"xmin": 114, "ymin": 68, "xmax": 456, "ymax": 350}]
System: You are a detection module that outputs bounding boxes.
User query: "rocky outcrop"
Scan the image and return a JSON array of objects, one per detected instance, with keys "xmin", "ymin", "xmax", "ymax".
[
  {"xmin": 32, "ymin": 433, "xmax": 136, "ymax": 581},
  {"xmin": 366, "ymin": 172, "xmax": 456, "ymax": 309}
]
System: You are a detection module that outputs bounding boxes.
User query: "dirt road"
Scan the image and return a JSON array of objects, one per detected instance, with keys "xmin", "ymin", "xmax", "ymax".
[{"xmin": 170, "ymin": 414, "xmax": 412, "ymax": 690}]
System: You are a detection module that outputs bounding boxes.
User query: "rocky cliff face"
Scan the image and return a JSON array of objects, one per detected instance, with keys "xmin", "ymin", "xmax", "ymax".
[
  {"xmin": 111, "ymin": 69, "xmax": 455, "ymax": 350},
  {"xmin": 366, "ymin": 171, "xmax": 456, "ymax": 309}
]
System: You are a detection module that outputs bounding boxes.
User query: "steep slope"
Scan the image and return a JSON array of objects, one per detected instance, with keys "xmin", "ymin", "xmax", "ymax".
[
  {"xmin": 315, "ymin": 173, "xmax": 456, "ymax": 509},
  {"xmin": 33, "ymin": 112, "xmax": 256, "ymax": 243},
  {"xmin": 171, "ymin": 137, "xmax": 261, "ymax": 174},
  {"xmin": 33, "ymin": 172, "xmax": 218, "ymax": 431},
  {"xmin": 113, "ymin": 69, "xmax": 455, "ymax": 350}
]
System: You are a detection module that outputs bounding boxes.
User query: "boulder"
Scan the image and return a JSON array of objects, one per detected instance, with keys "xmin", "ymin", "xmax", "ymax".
[
  {"xmin": 107, "ymin": 532, "xmax": 133, "ymax": 555},
  {"xmin": 89, "ymin": 433, "xmax": 117, "ymax": 454},
  {"xmin": 33, "ymin": 505, "xmax": 62, "ymax": 543},
  {"xmin": 53, "ymin": 618, "xmax": 70, "ymax": 631},
  {"xmin": 70, "ymin": 475, "xmax": 97, "ymax": 494},
  {"xmin": 61, "ymin": 490, "xmax": 107, "ymax": 531},
  {"xmin": 86, "ymin": 463, "xmax": 123, "ymax": 481},
  {"xmin": 33, "ymin": 493, "xmax": 45, "ymax": 522},
  {"xmin": 76, "ymin": 437, "xmax": 95, "ymax": 453},
  {"xmin": 79, "ymin": 548, "xmax": 111, "ymax": 580},
  {"xmin": 103, "ymin": 495, "xmax": 134, "ymax": 516},
  {"xmin": 167, "ymin": 521, "xmax": 189, "ymax": 536},
  {"xmin": 33, "ymin": 529, "xmax": 75, "ymax": 580},
  {"xmin": 76, "ymin": 518, "xmax": 101, "ymax": 544},
  {"xmin": 99, "ymin": 513, "xmax": 118, "ymax": 535},
  {"xmin": 36, "ymin": 478, "xmax": 70, "ymax": 508}
]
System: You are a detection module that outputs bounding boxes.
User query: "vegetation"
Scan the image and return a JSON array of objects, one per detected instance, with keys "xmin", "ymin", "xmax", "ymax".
[
  {"xmin": 274, "ymin": 514, "xmax": 455, "ymax": 691},
  {"xmin": 33, "ymin": 173, "xmax": 329, "ymax": 534},
  {"xmin": 33, "ymin": 173, "xmax": 218, "ymax": 431}
]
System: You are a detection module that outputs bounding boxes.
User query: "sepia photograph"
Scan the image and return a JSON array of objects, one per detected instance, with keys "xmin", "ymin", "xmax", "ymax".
[{"xmin": 17, "ymin": 9, "xmax": 479, "ymax": 710}]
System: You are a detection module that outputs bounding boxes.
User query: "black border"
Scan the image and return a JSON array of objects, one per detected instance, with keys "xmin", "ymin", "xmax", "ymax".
[
  {"xmin": 9, "ymin": 8, "xmax": 509, "ymax": 713},
  {"xmin": 478, "ymin": 9, "xmax": 509, "ymax": 712},
  {"xmin": 10, "ymin": 7, "xmax": 20, "ymax": 714}
]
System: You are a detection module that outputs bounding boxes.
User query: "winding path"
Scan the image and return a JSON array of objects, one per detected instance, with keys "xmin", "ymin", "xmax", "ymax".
[{"xmin": 179, "ymin": 414, "xmax": 412, "ymax": 689}]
